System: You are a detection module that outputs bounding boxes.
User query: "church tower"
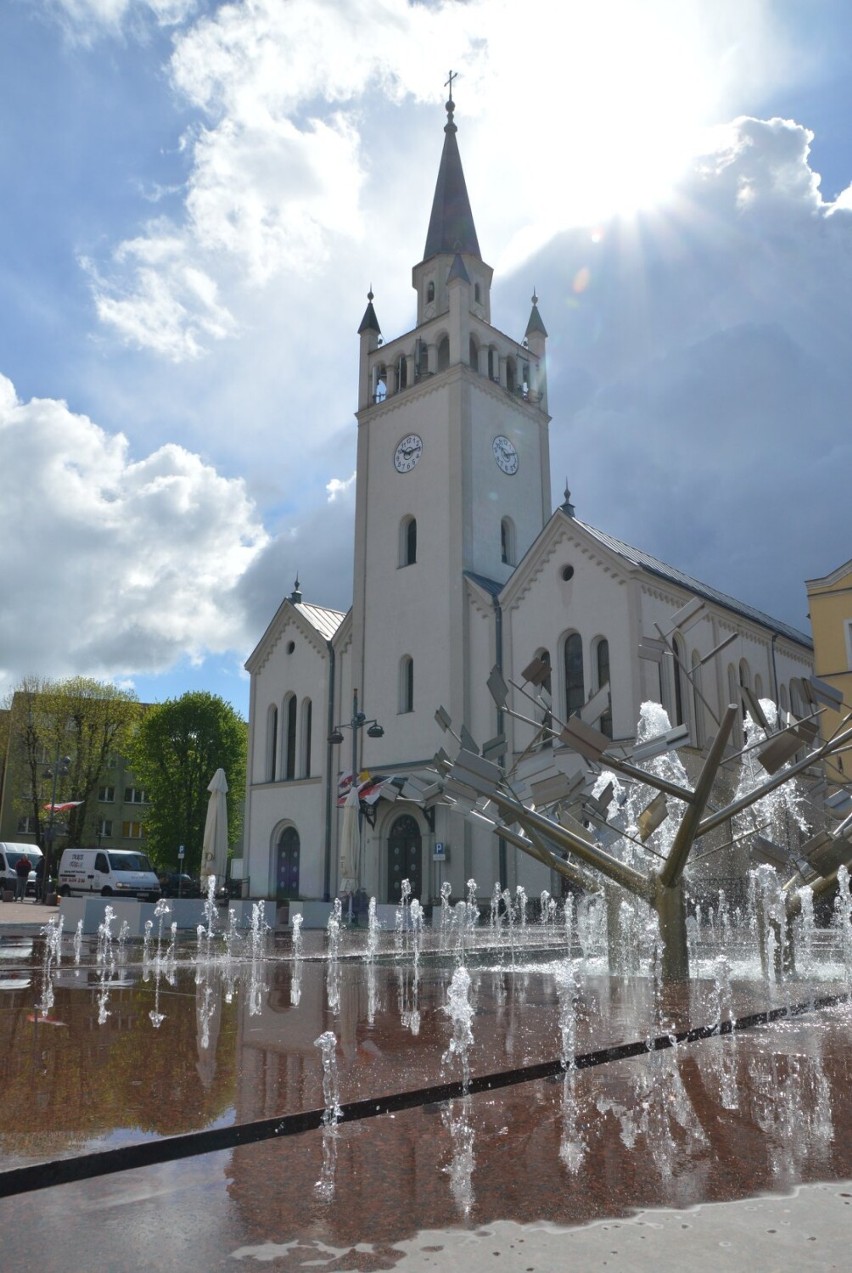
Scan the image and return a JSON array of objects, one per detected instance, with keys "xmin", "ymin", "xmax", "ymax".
[{"xmin": 349, "ymin": 91, "xmax": 552, "ymax": 781}]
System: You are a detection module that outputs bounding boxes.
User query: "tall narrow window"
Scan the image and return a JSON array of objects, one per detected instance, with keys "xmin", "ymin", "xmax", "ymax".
[
  {"xmin": 285, "ymin": 695, "xmax": 297, "ymax": 780},
  {"xmin": 488, "ymin": 348, "xmax": 497, "ymax": 380},
  {"xmin": 691, "ymin": 650, "xmax": 704, "ymax": 747},
  {"xmin": 506, "ymin": 357, "xmax": 516, "ymax": 393},
  {"xmin": 437, "ymin": 336, "xmax": 450, "ymax": 371},
  {"xmin": 426, "ymin": 280, "xmax": 435, "ymax": 303},
  {"xmin": 267, "ymin": 705, "xmax": 278, "ymax": 782},
  {"xmin": 301, "ymin": 699, "xmax": 312, "ymax": 778},
  {"xmin": 400, "ymin": 515, "xmax": 417, "ymax": 566},
  {"xmin": 474, "ymin": 282, "xmax": 481, "ymax": 303},
  {"xmin": 672, "ymin": 635, "xmax": 687, "ymax": 727},
  {"xmin": 469, "ymin": 335, "xmax": 478, "ymax": 369},
  {"xmin": 596, "ymin": 638, "xmax": 612, "ymax": 738},
  {"xmin": 564, "ymin": 633, "xmax": 584, "ymax": 718},
  {"xmin": 397, "ymin": 354, "xmax": 407, "ymax": 390},
  {"xmin": 399, "ymin": 656, "xmax": 414, "ymax": 713},
  {"xmin": 500, "ymin": 517, "xmax": 515, "ymax": 566}
]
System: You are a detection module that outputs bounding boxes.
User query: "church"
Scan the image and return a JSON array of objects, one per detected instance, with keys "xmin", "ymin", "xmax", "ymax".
[{"xmin": 241, "ymin": 97, "xmax": 813, "ymax": 911}]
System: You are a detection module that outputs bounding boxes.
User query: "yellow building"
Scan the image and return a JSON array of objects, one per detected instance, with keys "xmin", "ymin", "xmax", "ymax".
[{"xmin": 806, "ymin": 559, "xmax": 852, "ymax": 780}]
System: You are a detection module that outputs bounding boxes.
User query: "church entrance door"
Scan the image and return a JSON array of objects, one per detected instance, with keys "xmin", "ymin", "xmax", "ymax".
[
  {"xmin": 276, "ymin": 826, "xmax": 300, "ymax": 899},
  {"xmin": 386, "ymin": 814, "xmax": 422, "ymax": 904}
]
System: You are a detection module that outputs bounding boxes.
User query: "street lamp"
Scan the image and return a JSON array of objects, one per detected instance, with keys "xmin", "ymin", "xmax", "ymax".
[
  {"xmin": 42, "ymin": 753, "xmax": 71, "ymax": 902},
  {"xmin": 328, "ymin": 690, "xmax": 384, "ymax": 914}
]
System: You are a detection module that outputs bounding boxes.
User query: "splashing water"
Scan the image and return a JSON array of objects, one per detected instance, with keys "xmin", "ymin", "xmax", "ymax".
[{"xmin": 443, "ymin": 966, "xmax": 474, "ymax": 1092}]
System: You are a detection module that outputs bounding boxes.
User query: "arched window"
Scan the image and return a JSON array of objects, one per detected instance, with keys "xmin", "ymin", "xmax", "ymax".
[
  {"xmin": 506, "ymin": 356, "xmax": 516, "ymax": 394},
  {"xmin": 426, "ymin": 280, "xmax": 435, "ymax": 303},
  {"xmin": 437, "ymin": 336, "xmax": 450, "ymax": 371},
  {"xmin": 691, "ymin": 650, "xmax": 704, "ymax": 747},
  {"xmin": 469, "ymin": 335, "xmax": 479, "ymax": 369},
  {"xmin": 500, "ymin": 516, "xmax": 516, "ymax": 566},
  {"xmin": 727, "ymin": 663, "xmax": 742, "ymax": 745},
  {"xmin": 595, "ymin": 637, "xmax": 612, "ymax": 738},
  {"xmin": 284, "ymin": 694, "xmax": 297, "ymax": 780},
  {"xmin": 276, "ymin": 826, "xmax": 300, "ymax": 899},
  {"xmin": 374, "ymin": 364, "xmax": 387, "ymax": 403},
  {"xmin": 488, "ymin": 347, "xmax": 497, "ymax": 380},
  {"xmin": 399, "ymin": 655, "xmax": 414, "ymax": 714},
  {"xmin": 397, "ymin": 354, "xmax": 408, "ymax": 391},
  {"xmin": 474, "ymin": 282, "xmax": 481, "ymax": 304},
  {"xmin": 301, "ymin": 698, "xmax": 312, "ymax": 778},
  {"xmin": 564, "ymin": 633, "xmax": 584, "ymax": 718},
  {"xmin": 672, "ymin": 635, "xmax": 687, "ymax": 728},
  {"xmin": 400, "ymin": 515, "xmax": 417, "ymax": 566},
  {"xmin": 267, "ymin": 705, "xmax": 278, "ymax": 782}
]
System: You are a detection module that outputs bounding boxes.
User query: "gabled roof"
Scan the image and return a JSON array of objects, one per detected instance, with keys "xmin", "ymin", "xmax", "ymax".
[
  {"xmin": 294, "ymin": 601, "xmax": 347, "ymax": 643},
  {"xmin": 577, "ymin": 520, "xmax": 812, "ymax": 649},
  {"xmin": 422, "ymin": 102, "xmax": 481, "ymax": 262}
]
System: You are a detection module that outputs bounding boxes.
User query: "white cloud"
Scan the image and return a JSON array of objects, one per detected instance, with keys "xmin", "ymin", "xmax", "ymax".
[
  {"xmin": 44, "ymin": 0, "xmax": 197, "ymax": 39},
  {"xmin": 0, "ymin": 374, "xmax": 268, "ymax": 694},
  {"xmin": 539, "ymin": 115, "xmax": 852, "ymax": 630}
]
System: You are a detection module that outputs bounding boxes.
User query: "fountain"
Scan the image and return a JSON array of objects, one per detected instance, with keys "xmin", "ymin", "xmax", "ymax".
[{"xmin": 1, "ymin": 685, "xmax": 851, "ymax": 1269}]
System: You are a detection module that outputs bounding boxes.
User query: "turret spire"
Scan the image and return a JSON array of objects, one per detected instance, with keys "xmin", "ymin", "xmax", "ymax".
[{"xmin": 422, "ymin": 76, "xmax": 481, "ymax": 262}]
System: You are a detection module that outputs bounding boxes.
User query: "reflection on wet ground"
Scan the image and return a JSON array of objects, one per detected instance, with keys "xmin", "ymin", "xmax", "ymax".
[{"xmin": 0, "ymin": 925, "xmax": 850, "ymax": 1271}]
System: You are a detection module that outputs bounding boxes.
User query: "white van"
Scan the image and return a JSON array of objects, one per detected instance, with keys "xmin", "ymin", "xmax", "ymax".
[
  {"xmin": 58, "ymin": 848, "xmax": 161, "ymax": 901},
  {"xmin": 0, "ymin": 843, "xmax": 44, "ymax": 896}
]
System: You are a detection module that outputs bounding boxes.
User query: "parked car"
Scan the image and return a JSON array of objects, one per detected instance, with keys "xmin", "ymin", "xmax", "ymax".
[{"xmin": 158, "ymin": 872, "xmax": 202, "ymax": 898}]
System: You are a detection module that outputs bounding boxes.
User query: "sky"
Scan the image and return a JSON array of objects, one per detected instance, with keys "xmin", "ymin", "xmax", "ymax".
[{"xmin": 2, "ymin": 0, "xmax": 852, "ymax": 720}]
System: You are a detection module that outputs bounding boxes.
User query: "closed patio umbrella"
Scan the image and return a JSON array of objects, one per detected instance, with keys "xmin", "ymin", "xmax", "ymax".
[{"xmin": 201, "ymin": 768, "xmax": 229, "ymax": 887}]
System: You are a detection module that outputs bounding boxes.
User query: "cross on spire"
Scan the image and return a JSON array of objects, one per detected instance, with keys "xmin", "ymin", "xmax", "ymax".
[{"xmin": 444, "ymin": 69, "xmax": 456, "ymax": 98}]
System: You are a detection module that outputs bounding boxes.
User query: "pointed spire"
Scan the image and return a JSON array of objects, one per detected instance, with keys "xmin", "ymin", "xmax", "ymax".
[
  {"xmin": 357, "ymin": 286, "xmax": 381, "ymax": 336},
  {"xmin": 525, "ymin": 289, "xmax": 548, "ymax": 338},
  {"xmin": 562, "ymin": 484, "xmax": 575, "ymax": 518},
  {"xmin": 422, "ymin": 88, "xmax": 481, "ymax": 262}
]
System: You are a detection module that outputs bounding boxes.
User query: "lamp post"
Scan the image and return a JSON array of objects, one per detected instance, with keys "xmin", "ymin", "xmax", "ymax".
[
  {"xmin": 328, "ymin": 690, "xmax": 384, "ymax": 915},
  {"xmin": 42, "ymin": 753, "xmax": 71, "ymax": 902}
]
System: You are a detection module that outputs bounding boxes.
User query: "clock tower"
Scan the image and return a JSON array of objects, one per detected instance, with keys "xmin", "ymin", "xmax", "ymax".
[{"xmin": 349, "ymin": 89, "xmax": 551, "ymax": 789}]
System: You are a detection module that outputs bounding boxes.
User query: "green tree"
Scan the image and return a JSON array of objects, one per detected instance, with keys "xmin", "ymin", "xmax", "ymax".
[
  {"xmin": 129, "ymin": 691, "xmax": 246, "ymax": 875},
  {"xmin": 8, "ymin": 675, "xmax": 141, "ymax": 850}
]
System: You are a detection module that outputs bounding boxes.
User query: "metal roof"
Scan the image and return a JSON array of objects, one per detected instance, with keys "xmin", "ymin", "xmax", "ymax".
[
  {"xmin": 294, "ymin": 602, "xmax": 347, "ymax": 643},
  {"xmin": 577, "ymin": 520, "xmax": 812, "ymax": 649}
]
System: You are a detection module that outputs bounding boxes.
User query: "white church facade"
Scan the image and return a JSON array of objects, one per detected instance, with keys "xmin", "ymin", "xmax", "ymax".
[{"xmin": 242, "ymin": 98, "xmax": 813, "ymax": 910}]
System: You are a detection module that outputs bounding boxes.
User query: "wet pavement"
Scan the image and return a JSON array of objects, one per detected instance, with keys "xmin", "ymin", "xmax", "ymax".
[{"xmin": 0, "ymin": 919, "xmax": 850, "ymax": 1271}]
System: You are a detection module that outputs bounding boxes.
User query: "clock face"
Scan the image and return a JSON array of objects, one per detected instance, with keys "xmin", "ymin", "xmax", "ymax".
[
  {"xmin": 394, "ymin": 434, "xmax": 423, "ymax": 473},
  {"xmin": 492, "ymin": 435, "xmax": 519, "ymax": 475}
]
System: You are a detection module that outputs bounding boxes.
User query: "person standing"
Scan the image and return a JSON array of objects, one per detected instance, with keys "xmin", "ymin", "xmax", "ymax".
[{"xmin": 14, "ymin": 854, "xmax": 31, "ymax": 902}]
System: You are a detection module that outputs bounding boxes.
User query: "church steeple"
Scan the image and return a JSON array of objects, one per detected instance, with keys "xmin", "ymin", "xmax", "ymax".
[
  {"xmin": 421, "ymin": 92, "xmax": 481, "ymax": 262},
  {"xmin": 412, "ymin": 83, "xmax": 493, "ymax": 328}
]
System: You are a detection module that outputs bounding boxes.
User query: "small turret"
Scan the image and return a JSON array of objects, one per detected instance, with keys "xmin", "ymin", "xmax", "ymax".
[
  {"xmin": 358, "ymin": 288, "xmax": 382, "ymax": 409},
  {"xmin": 524, "ymin": 290, "xmax": 548, "ymax": 410}
]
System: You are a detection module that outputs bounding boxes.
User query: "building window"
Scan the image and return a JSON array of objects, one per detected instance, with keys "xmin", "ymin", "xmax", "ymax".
[
  {"xmin": 672, "ymin": 635, "xmax": 687, "ymax": 728},
  {"xmin": 437, "ymin": 336, "xmax": 450, "ymax": 371},
  {"xmin": 301, "ymin": 699, "xmax": 312, "ymax": 779},
  {"xmin": 595, "ymin": 637, "xmax": 612, "ymax": 738},
  {"xmin": 564, "ymin": 632, "xmax": 584, "ymax": 718},
  {"xmin": 16, "ymin": 816, "xmax": 36, "ymax": 834},
  {"xmin": 426, "ymin": 280, "xmax": 435, "ymax": 303},
  {"xmin": 285, "ymin": 695, "xmax": 297, "ymax": 780},
  {"xmin": 400, "ymin": 515, "xmax": 417, "ymax": 566},
  {"xmin": 397, "ymin": 354, "xmax": 408, "ymax": 390},
  {"xmin": 399, "ymin": 655, "xmax": 414, "ymax": 714},
  {"xmin": 267, "ymin": 704, "xmax": 278, "ymax": 781},
  {"xmin": 474, "ymin": 282, "xmax": 481, "ymax": 304},
  {"xmin": 691, "ymin": 650, "xmax": 704, "ymax": 748},
  {"xmin": 506, "ymin": 356, "xmax": 516, "ymax": 393},
  {"xmin": 97, "ymin": 819, "xmax": 113, "ymax": 839},
  {"xmin": 124, "ymin": 787, "xmax": 148, "ymax": 804},
  {"xmin": 122, "ymin": 821, "xmax": 144, "ymax": 839},
  {"xmin": 488, "ymin": 348, "xmax": 497, "ymax": 380},
  {"xmin": 98, "ymin": 785, "xmax": 115, "ymax": 802},
  {"xmin": 500, "ymin": 517, "xmax": 516, "ymax": 566},
  {"xmin": 469, "ymin": 335, "xmax": 478, "ymax": 369},
  {"xmin": 374, "ymin": 364, "xmax": 387, "ymax": 403}
]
